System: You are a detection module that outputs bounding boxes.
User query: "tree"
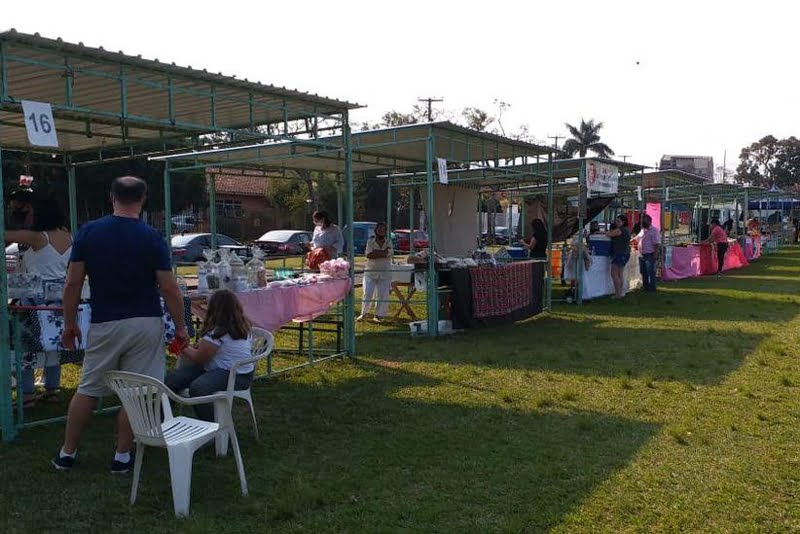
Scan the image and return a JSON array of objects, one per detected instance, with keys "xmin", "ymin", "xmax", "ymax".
[
  {"xmin": 736, "ymin": 135, "xmax": 800, "ymax": 190},
  {"xmin": 461, "ymin": 107, "xmax": 494, "ymax": 132},
  {"xmin": 774, "ymin": 137, "xmax": 800, "ymax": 191},
  {"xmin": 562, "ymin": 119, "xmax": 615, "ymax": 158},
  {"xmin": 736, "ymin": 135, "xmax": 780, "ymax": 187}
]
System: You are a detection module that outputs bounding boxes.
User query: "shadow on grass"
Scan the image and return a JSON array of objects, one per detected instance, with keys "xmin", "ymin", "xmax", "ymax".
[
  {"xmin": 358, "ymin": 315, "xmax": 764, "ymax": 385},
  {"xmin": 0, "ymin": 360, "xmax": 659, "ymax": 533}
]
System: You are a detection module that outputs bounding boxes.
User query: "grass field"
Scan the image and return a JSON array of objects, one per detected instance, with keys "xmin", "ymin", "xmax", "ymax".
[{"xmin": 3, "ymin": 248, "xmax": 800, "ymax": 532}]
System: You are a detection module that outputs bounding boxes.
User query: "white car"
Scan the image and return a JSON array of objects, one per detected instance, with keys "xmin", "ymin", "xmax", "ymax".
[{"xmin": 171, "ymin": 214, "xmax": 199, "ymax": 234}]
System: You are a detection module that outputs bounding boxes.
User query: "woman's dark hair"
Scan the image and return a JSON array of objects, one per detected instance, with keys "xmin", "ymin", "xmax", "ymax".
[
  {"xmin": 617, "ymin": 214, "xmax": 628, "ymax": 227},
  {"xmin": 711, "ymin": 218, "xmax": 721, "ymax": 226},
  {"xmin": 201, "ymin": 289, "xmax": 251, "ymax": 341},
  {"xmin": 531, "ymin": 218, "xmax": 546, "ymax": 235},
  {"xmin": 111, "ymin": 176, "xmax": 147, "ymax": 204},
  {"xmin": 31, "ymin": 197, "xmax": 66, "ymax": 232},
  {"xmin": 312, "ymin": 210, "xmax": 332, "ymax": 228}
]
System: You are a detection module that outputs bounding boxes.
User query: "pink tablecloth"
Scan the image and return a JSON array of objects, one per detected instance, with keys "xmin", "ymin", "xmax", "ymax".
[
  {"xmin": 192, "ymin": 279, "xmax": 350, "ymax": 333},
  {"xmin": 663, "ymin": 241, "xmax": 748, "ymax": 281},
  {"xmin": 744, "ymin": 235, "xmax": 761, "ymax": 260}
]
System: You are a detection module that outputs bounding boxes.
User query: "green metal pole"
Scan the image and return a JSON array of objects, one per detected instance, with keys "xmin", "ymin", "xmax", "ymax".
[
  {"xmin": 343, "ymin": 111, "xmax": 356, "ymax": 356},
  {"xmin": 696, "ymin": 194, "xmax": 703, "ymax": 243},
  {"xmin": 386, "ymin": 177, "xmax": 392, "ymax": 229},
  {"xmin": 336, "ymin": 176, "xmax": 343, "ymax": 226},
  {"xmin": 546, "ymin": 153, "xmax": 554, "ymax": 310},
  {"xmin": 67, "ymin": 162, "xmax": 78, "ymax": 235},
  {"xmin": 208, "ymin": 170, "xmax": 218, "ymax": 249},
  {"xmin": 163, "ymin": 162, "xmax": 173, "ymax": 259},
  {"xmin": 0, "ymin": 147, "xmax": 15, "ymax": 442},
  {"xmin": 477, "ymin": 193, "xmax": 482, "ymax": 246},
  {"xmin": 409, "ymin": 187, "xmax": 415, "ymax": 253},
  {"xmin": 576, "ymin": 161, "xmax": 586, "ymax": 305},
  {"xmin": 426, "ymin": 127, "xmax": 438, "ymax": 336}
]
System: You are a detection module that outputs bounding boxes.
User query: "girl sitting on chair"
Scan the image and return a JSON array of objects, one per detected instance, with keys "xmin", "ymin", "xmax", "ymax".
[{"xmin": 165, "ymin": 289, "xmax": 253, "ymax": 421}]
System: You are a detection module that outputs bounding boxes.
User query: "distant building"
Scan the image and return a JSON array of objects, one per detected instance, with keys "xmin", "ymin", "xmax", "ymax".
[{"xmin": 659, "ymin": 155, "xmax": 714, "ymax": 181}]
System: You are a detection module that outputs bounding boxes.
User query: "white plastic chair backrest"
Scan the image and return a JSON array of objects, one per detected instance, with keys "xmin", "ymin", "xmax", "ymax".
[
  {"xmin": 105, "ymin": 371, "xmax": 173, "ymax": 444},
  {"xmin": 251, "ymin": 327, "xmax": 274, "ymax": 361},
  {"xmin": 223, "ymin": 328, "xmax": 274, "ymax": 393}
]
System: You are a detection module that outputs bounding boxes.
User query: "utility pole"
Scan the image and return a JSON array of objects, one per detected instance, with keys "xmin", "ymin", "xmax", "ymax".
[
  {"xmin": 417, "ymin": 97, "xmax": 443, "ymax": 122},
  {"xmin": 547, "ymin": 135, "xmax": 564, "ymax": 152},
  {"xmin": 618, "ymin": 154, "xmax": 631, "ymax": 163},
  {"xmin": 722, "ymin": 149, "xmax": 727, "ymax": 183}
]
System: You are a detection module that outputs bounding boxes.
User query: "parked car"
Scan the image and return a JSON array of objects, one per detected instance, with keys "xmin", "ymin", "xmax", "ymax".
[
  {"xmin": 171, "ymin": 233, "xmax": 250, "ymax": 263},
  {"xmin": 343, "ymin": 221, "xmax": 378, "ymax": 254},
  {"xmin": 254, "ymin": 230, "xmax": 313, "ymax": 256},
  {"xmin": 171, "ymin": 214, "xmax": 200, "ymax": 234},
  {"xmin": 481, "ymin": 226, "xmax": 519, "ymax": 246},
  {"xmin": 394, "ymin": 229, "xmax": 429, "ymax": 253}
]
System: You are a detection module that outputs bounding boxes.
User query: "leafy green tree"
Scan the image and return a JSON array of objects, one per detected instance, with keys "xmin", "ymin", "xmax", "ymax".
[{"xmin": 736, "ymin": 135, "xmax": 780, "ymax": 187}]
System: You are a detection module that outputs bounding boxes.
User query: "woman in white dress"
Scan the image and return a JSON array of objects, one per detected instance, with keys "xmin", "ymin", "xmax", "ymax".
[
  {"xmin": 358, "ymin": 222, "xmax": 393, "ymax": 323},
  {"xmin": 5, "ymin": 197, "xmax": 72, "ymax": 407}
]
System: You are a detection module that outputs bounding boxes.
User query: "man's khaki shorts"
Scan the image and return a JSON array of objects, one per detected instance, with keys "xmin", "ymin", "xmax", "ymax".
[{"xmin": 77, "ymin": 317, "xmax": 165, "ymax": 397}]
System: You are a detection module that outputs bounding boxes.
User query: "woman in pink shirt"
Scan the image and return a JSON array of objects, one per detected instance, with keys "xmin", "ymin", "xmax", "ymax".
[{"xmin": 705, "ymin": 218, "xmax": 729, "ymax": 276}]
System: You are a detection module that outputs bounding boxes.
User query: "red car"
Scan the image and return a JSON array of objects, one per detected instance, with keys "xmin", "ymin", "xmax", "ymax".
[{"xmin": 393, "ymin": 229, "xmax": 429, "ymax": 252}]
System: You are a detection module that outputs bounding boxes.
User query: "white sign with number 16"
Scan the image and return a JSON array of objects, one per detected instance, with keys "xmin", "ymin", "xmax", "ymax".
[{"xmin": 21, "ymin": 100, "xmax": 59, "ymax": 148}]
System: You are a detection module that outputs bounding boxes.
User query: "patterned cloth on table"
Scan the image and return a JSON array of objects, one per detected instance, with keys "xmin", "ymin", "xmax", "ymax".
[
  {"xmin": 470, "ymin": 262, "xmax": 532, "ymax": 319},
  {"xmin": 12, "ymin": 297, "xmax": 194, "ymax": 370}
]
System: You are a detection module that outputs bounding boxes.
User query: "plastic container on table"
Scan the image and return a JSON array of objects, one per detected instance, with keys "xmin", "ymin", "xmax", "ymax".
[
  {"xmin": 507, "ymin": 246, "xmax": 527, "ymax": 259},
  {"xmin": 587, "ymin": 235, "xmax": 612, "ymax": 256}
]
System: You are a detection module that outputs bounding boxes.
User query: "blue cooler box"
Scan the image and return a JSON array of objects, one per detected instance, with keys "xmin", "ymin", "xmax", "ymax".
[
  {"xmin": 587, "ymin": 235, "xmax": 612, "ymax": 256},
  {"xmin": 507, "ymin": 246, "xmax": 527, "ymax": 259}
]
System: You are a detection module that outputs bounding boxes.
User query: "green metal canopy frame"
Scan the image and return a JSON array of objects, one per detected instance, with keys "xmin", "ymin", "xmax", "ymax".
[
  {"xmin": 155, "ymin": 122, "xmax": 555, "ymax": 337},
  {"xmin": 0, "ymin": 29, "xmax": 359, "ymax": 441}
]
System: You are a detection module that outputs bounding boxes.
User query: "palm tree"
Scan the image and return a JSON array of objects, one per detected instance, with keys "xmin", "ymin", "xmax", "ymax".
[{"xmin": 562, "ymin": 119, "xmax": 615, "ymax": 159}]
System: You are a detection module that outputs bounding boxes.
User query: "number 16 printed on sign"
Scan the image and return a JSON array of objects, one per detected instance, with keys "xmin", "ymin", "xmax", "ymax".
[{"xmin": 21, "ymin": 100, "xmax": 59, "ymax": 148}]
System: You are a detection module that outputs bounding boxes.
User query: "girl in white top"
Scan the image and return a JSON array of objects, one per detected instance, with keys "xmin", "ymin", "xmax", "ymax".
[
  {"xmin": 358, "ymin": 222, "xmax": 393, "ymax": 322},
  {"xmin": 5, "ymin": 197, "xmax": 72, "ymax": 407},
  {"xmin": 165, "ymin": 289, "xmax": 253, "ymax": 422}
]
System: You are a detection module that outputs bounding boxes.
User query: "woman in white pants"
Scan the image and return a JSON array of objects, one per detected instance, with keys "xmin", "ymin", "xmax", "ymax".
[{"xmin": 358, "ymin": 222, "xmax": 393, "ymax": 323}]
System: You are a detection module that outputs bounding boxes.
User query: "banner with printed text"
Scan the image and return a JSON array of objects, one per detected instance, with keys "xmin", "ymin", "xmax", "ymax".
[{"xmin": 586, "ymin": 160, "xmax": 619, "ymax": 197}]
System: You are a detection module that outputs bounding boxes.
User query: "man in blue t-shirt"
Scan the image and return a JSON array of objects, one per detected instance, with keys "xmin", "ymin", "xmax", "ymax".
[{"xmin": 53, "ymin": 176, "xmax": 188, "ymax": 473}]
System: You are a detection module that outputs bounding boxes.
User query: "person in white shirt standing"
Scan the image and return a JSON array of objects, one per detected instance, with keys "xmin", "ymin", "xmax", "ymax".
[{"xmin": 358, "ymin": 222, "xmax": 393, "ymax": 323}]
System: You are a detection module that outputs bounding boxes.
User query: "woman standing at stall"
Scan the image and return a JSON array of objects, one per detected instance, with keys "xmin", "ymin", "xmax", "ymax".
[
  {"xmin": 603, "ymin": 215, "xmax": 631, "ymax": 299},
  {"xmin": 5, "ymin": 197, "xmax": 72, "ymax": 407},
  {"xmin": 358, "ymin": 222, "xmax": 393, "ymax": 322},
  {"xmin": 306, "ymin": 210, "xmax": 344, "ymax": 271},
  {"xmin": 522, "ymin": 218, "xmax": 549, "ymax": 260},
  {"xmin": 705, "ymin": 218, "xmax": 729, "ymax": 277}
]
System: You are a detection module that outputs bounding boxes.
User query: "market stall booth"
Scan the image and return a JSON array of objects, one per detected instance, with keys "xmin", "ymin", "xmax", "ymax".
[
  {"xmin": 369, "ymin": 123, "xmax": 554, "ymax": 335},
  {"xmin": 633, "ymin": 177, "xmax": 766, "ymax": 281},
  {"xmin": 519, "ymin": 158, "xmax": 649, "ymax": 303},
  {"xmin": 0, "ymin": 30, "xmax": 359, "ymax": 441}
]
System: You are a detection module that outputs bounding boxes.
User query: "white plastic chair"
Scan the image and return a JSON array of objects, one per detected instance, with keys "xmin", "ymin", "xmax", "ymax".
[
  {"xmin": 105, "ymin": 371, "xmax": 248, "ymax": 518},
  {"xmin": 181, "ymin": 328, "xmax": 274, "ymax": 447},
  {"xmin": 227, "ymin": 328, "xmax": 274, "ymax": 441}
]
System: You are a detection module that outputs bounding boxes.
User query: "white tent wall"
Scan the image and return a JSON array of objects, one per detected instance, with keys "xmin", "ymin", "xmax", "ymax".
[{"xmin": 422, "ymin": 184, "xmax": 479, "ymax": 257}]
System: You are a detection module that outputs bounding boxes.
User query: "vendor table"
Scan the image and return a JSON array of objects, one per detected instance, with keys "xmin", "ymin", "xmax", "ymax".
[
  {"xmin": 580, "ymin": 249, "xmax": 643, "ymax": 300},
  {"xmin": 11, "ymin": 297, "xmax": 194, "ymax": 371},
  {"xmin": 391, "ymin": 282, "xmax": 418, "ymax": 321},
  {"xmin": 448, "ymin": 260, "xmax": 545, "ymax": 329},
  {"xmin": 190, "ymin": 278, "xmax": 350, "ymax": 333},
  {"xmin": 662, "ymin": 240, "xmax": 748, "ymax": 281},
  {"xmin": 743, "ymin": 235, "xmax": 762, "ymax": 261}
]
